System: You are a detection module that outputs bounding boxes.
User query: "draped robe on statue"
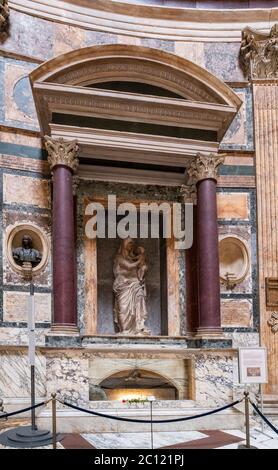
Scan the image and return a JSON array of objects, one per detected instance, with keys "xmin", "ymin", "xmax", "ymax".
[{"xmin": 113, "ymin": 238, "xmax": 150, "ymax": 335}]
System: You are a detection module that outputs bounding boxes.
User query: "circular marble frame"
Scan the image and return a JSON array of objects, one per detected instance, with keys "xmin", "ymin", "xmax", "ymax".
[
  {"xmin": 6, "ymin": 223, "xmax": 50, "ymax": 276},
  {"xmin": 219, "ymin": 235, "xmax": 250, "ymax": 287}
]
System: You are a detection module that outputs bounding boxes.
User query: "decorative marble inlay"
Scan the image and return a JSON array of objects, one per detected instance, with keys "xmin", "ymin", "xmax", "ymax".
[
  {"xmin": 188, "ymin": 153, "xmax": 225, "ymax": 183},
  {"xmin": 44, "ymin": 136, "xmax": 79, "ymax": 172},
  {"xmin": 268, "ymin": 312, "xmax": 278, "ymax": 333},
  {"xmin": 240, "ymin": 24, "xmax": 278, "ymax": 79}
]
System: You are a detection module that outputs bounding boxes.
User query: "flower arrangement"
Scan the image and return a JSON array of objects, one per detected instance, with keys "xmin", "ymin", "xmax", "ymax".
[{"xmin": 122, "ymin": 397, "xmax": 148, "ymax": 404}]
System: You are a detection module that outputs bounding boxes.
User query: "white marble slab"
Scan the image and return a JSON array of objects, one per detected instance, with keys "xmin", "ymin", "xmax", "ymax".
[{"xmin": 82, "ymin": 430, "xmax": 207, "ymax": 449}]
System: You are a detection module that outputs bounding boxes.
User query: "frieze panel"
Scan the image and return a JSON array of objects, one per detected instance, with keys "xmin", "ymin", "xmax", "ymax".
[
  {"xmin": 43, "ymin": 91, "xmax": 223, "ymax": 128},
  {"xmin": 52, "ymin": 60, "xmax": 215, "ymax": 103}
]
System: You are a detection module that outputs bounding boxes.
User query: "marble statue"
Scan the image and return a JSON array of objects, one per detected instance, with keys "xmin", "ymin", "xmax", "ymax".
[
  {"xmin": 12, "ymin": 234, "xmax": 42, "ymax": 267},
  {"xmin": 113, "ymin": 238, "xmax": 150, "ymax": 336}
]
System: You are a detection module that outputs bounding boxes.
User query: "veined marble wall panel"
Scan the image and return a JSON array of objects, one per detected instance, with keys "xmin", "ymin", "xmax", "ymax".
[
  {"xmin": 204, "ymin": 43, "xmax": 244, "ymax": 82},
  {"xmin": 226, "ymin": 332, "xmax": 259, "ymax": 348},
  {"xmin": 1, "ymin": 10, "xmax": 54, "ymax": 61},
  {"xmin": 0, "ymin": 57, "xmax": 39, "ymax": 130},
  {"xmin": 3, "ymin": 174, "xmax": 50, "ymax": 209},
  {"xmin": 45, "ymin": 352, "xmax": 89, "ymax": 404},
  {"xmin": 53, "ymin": 23, "xmax": 86, "ymax": 57},
  {"xmin": 221, "ymin": 88, "xmax": 254, "ymax": 151},
  {"xmin": 221, "ymin": 299, "xmax": 252, "ymax": 328},
  {"xmin": 0, "ymin": 328, "xmax": 49, "ymax": 346},
  {"xmin": 194, "ymin": 354, "xmax": 234, "ymax": 407},
  {"xmin": 217, "ymin": 193, "xmax": 249, "ymax": 220},
  {"xmin": 3, "ymin": 291, "xmax": 51, "ymax": 323},
  {"xmin": 0, "ymin": 350, "xmax": 46, "ymax": 398}
]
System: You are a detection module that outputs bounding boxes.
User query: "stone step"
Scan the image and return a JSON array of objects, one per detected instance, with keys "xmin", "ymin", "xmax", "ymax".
[{"xmin": 257, "ymin": 395, "xmax": 278, "ymax": 405}]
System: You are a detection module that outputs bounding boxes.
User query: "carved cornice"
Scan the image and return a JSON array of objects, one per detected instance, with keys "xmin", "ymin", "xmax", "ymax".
[
  {"xmin": 9, "ymin": 0, "xmax": 278, "ymax": 42},
  {"xmin": 268, "ymin": 312, "xmax": 278, "ymax": 333},
  {"xmin": 188, "ymin": 152, "xmax": 225, "ymax": 183},
  {"xmin": 180, "ymin": 183, "xmax": 197, "ymax": 205},
  {"xmin": 240, "ymin": 24, "xmax": 278, "ymax": 80},
  {"xmin": 44, "ymin": 136, "xmax": 79, "ymax": 172},
  {"xmin": 52, "ymin": 59, "xmax": 215, "ymax": 103},
  {"xmin": 34, "ymin": 82, "xmax": 235, "ymax": 139},
  {"xmin": 0, "ymin": 0, "xmax": 9, "ymax": 33}
]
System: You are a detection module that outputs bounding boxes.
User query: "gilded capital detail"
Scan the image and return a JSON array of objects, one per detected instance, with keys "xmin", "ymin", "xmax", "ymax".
[
  {"xmin": 188, "ymin": 153, "xmax": 225, "ymax": 183},
  {"xmin": 0, "ymin": 0, "xmax": 9, "ymax": 33},
  {"xmin": 45, "ymin": 136, "xmax": 79, "ymax": 172},
  {"xmin": 240, "ymin": 24, "xmax": 278, "ymax": 79}
]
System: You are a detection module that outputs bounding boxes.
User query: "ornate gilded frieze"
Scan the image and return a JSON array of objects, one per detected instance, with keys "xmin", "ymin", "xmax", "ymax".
[
  {"xmin": 240, "ymin": 24, "xmax": 278, "ymax": 79},
  {"xmin": 0, "ymin": 0, "xmax": 9, "ymax": 33},
  {"xmin": 45, "ymin": 136, "xmax": 79, "ymax": 172},
  {"xmin": 188, "ymin": 152, "xmax": 225, "ymax": 183}
]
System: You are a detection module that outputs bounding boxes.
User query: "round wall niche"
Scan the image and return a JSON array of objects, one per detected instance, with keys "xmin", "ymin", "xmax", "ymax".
[
  {"xmin": 6, "ymin": 223, "xmax": 50, "ymax": 276},
  {"xmin": 219, "ymin": 236, "xmax": 250, "ymax": 288}
]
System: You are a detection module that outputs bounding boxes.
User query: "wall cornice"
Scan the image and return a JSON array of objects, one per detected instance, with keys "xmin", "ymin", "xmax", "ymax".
[{"xmin": 9, "ymin": 0, "xmax": 278, "ymax": 42}]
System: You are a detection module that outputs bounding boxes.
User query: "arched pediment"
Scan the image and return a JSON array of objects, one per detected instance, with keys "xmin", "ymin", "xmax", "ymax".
[
  {"xmin": 30, "ymin": 44, "xmax": 241, "ymax": 182},
  {"xmin": 30, "ymin": 44, "xmax": 241, "ymax": 108}
]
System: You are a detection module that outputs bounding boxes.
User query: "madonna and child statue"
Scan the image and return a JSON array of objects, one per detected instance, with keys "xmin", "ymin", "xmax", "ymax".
[{"xmin": 113, "ymin": 238, "xmax": 150, "ymax": 336}]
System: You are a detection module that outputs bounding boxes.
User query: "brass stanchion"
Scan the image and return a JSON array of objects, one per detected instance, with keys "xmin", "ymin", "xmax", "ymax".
[
  {"xmin": 238, "ymin": 391, "xmax": 257, "ymax": 449},
  {"xmin": 52, "ymin": 393, "xmax": 57, "ymax": 449}
]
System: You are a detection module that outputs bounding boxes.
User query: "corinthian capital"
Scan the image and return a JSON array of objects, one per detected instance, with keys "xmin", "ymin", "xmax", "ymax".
[
  {"xmin": 240, "ymin": 24, "xmax": 278, "ymax": 79},
  {"xmin": 0, "ymin": 0, "xmax": 9, "ymax": 33},
  {"xmin": 188, "ymin": 153, "xmax": 225, "ymax": 183},
  {"xmin": 45, "ymin": 136, "xmax": 79, "ymax": 172}
]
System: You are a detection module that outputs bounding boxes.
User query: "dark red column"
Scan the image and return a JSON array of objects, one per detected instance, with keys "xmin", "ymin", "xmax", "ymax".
[
  {"xmin": 197, "ymin": 178, "xmax": 221, "ymax": 332},
  {"xmin": 52, "ymin": 165, "xmax": 77, "ymax": 330},
  {"xmin": 185, "ymin": 204, "xmax": 198, "ymax": 333},
  {"xmin": 45, "ymin": 136, "xmax": 79, "ymax": 334}
]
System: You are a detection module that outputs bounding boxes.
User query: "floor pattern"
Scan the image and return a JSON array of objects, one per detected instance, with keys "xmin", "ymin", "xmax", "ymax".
[{"xmin": 1, "ymin": 421, "xmax": 278, "ymax": 449}]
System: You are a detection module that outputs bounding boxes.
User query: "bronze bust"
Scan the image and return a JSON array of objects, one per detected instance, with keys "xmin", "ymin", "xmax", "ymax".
[{"xmin": 12, "ymin": 234, "xmax": 42, "ymax": 267}]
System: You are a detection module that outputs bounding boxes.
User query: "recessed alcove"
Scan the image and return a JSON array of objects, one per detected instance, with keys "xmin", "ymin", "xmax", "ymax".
[
  {"xmin": 89, "ymin": 357, "xmax": 190, "ymax": 401},
  {"xmin": 219, "ymin": 236, "xmax": 250, "ymax": 287},
  {"xmin": 96, "ymin": 369, "xmax": 178, "ymax": 401},
  {"xmin": 96, "ymin": 212, "xmax": 168, "ymax": 336}
]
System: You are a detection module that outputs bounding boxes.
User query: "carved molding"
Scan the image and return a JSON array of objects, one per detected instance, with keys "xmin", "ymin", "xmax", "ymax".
[
  {"xmin": 9, "ymin": 0, "xmax": 278, "ymax": 42},
  {"xmin": 52, "ymin": 59, "xmax": 215, "ymax": 103},
  {"xmin": 188, "ymin": 152, "xmax": 225, "ymax": 183},
  {"xmin": 180, "ymin": 183, "xmax": 197, "ymax": 205},
  {"xmin": 34, "ymin": 82, "xmax": 232, "ymax": 137},
  {"xmin": 268, "ymin": 312, "xmax": 278, "ymax": 333},
  {"xmin": 45, "ymin": 136, "xmax": 79, "ymax": 172},
  {"xmin": 240, "ymin": 24, "xmax": 278, "ymax": 79},
  {"xmin": 0, "ymin": 0, "xmax": 9, "ymax": 33}
]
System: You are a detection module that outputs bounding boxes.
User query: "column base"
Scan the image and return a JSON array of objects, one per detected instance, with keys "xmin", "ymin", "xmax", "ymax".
[
  {"xmin": 195, "ymin": 327, "xmax": 223, "ymax": 339},
  {"xmin": 49, "ymin": 324, "xmax": 79, "ymax": 336}
]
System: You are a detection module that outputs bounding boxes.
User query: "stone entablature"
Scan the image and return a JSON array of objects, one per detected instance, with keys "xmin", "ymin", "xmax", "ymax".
[
  {"xmin": 240, "ymin": 24, "xmax": 278, "ymax": 79},
  {"xmin": 8, "ymin": 0, "xmax": 278, "ymax": 41}
]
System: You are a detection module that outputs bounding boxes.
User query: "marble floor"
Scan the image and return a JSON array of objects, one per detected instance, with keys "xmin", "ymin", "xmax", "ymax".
[{"xmin": 1, "ymin": 420, "xmax": 278, "ymax": 449}]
